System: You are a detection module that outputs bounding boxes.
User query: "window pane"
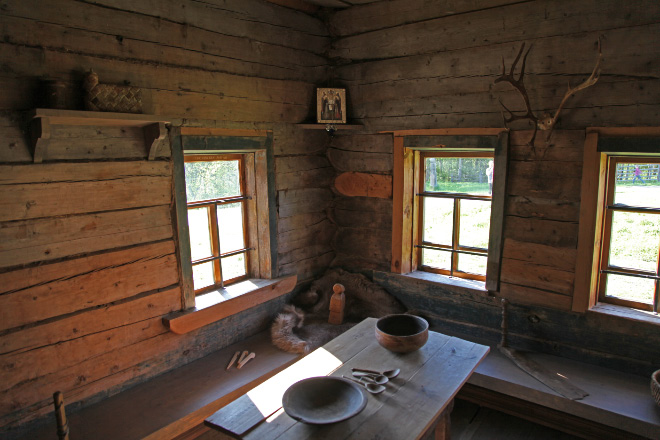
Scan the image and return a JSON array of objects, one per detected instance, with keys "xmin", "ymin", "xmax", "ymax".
[
  {"xmin": 421, "ymin": 248, "xmax": 451, "ymax": 270},
  {"xmin": 458, "ymin": 253, "xmax": 487, "ymax": 276},
  {"xmin": 187, "ymin": 208, "xmax": 212, "ymax": 261},
  {"xmin": 459, "ymin": 199, "xmax": 491, "ymax": 249},
  {"xmin": 608, "ymin": 211, "xmax": 660, "ymax": 271},
  {"xmin": 221, "ymin": 253, "xmax": 247, "ymax": 281},
  {"xmin": 605, "ymin": 273, "xmax": 655, "ymax": 305},
  {"xmin": 424, "ymin": 157, "xmax": 493, "ymax": 195},
  {"xmin": 613, "ymin": 163, "xmax": 660, "ymax": 208},
  {"xmin": 192, "ymin": 262, "xmax": 214, "ymax": 290},
  {"xmin": 422, "ymin": 197, "xmax": 453, "ymax": 246},
  {"xmin": 184, "ymin": 159, "xmax": 241, "ymax": 202},
  {"xmin": 217, "ymin": 203, "xmax": 245, "ymax": 254}
]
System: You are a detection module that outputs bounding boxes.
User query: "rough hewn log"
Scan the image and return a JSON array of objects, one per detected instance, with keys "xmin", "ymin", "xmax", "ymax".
[{"xmin": 334, "ymin": 172, "xmax": 392, "ymax": 198}]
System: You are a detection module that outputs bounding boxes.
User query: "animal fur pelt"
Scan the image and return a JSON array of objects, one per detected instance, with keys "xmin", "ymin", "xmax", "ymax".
[{"xmin": 271, "ymin": 268, "xmax": 406, "ymax": 354}]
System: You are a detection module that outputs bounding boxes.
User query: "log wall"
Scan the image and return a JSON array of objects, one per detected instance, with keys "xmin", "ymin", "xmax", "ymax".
[
  {"xmin": 0, "ymin": 0, "xmax": 334, "ymax": 436},
  {"xmin": 327, "ymin": 1, "xmax": 660, "ymax": 373}
]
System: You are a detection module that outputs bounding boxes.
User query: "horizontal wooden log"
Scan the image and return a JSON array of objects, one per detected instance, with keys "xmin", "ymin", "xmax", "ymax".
[
  {"xmin": 0, "ymin": 252, "xmax": 178, "ymax": 331},
  {"xmin": 276, "ymin": 166, "xmax": 334, "ymax": 191},
  {"xmin": 330, "ymin": 0, "xmax": 660, "ymax": 60},
  {"xmin": 330, "ymin": 134, "xmax": 393, "ymax": 154},
  {"xmin": 0, "ymin": 160, "xmax": 171, "ymax": 185},
  {"xmin": 331, "ymin": 254, "xmax": 391, "ymax": 273},
  {"xmin": 504, "ymin": 216, "xmax": 578, "ymax": 249},
  {"xmin": 497, "ymin": 283, "xmax": 572, "ymax": 311},
  {"xmin": 0, "ymin": 285, "xmax": 181, "ymax": 356},
  {"xmin": 1, "ymin": 316, "xmax": 168, "ymax": 392},
  {"xmin": 275, "ymin": 155, "xmax": 330, "ymax": 173},
  {"xmin": 506, "ymin": 196, "xmax": 581, "ymax": 223},
  {"xmin": 333, "ymin": 206, "xmax": 392, "ymax": 230},
  {"xmin": 163, "ymin": 276, "xmax": 297, "ymax": 335},
  {"xmin": 333, "ymin": 227, "xmax": 391, "ymax": 263},
  {"xmin": 0, "ymin": 205, "xmax": 173, "ymax": 268},
  {"xmin": 329, "ymin": 0, "xmax": 520, "ymax": 36},
  {"xmin": 278, "ymin": 219, "xmax": 335, "ymax": 254},
  {"xmin": 278, "ymin": 251, "xmax": 334, "ymax": 282},
  {"xmin": 273, "ymin": 126, "xmax": 327, "ymax": 156},
  {"xmin": 502, "ymin": 239, "xmax": 577, "ymax": 272},
  {"xmin": 334, "ymin": 172, "xmax": 392, "ymax": 198},
  {"xmin": 509, "ymin": 130, "xmax": 586, "ymax": 162},
  {"xmin": 277, "ymin": 196, "xmax": 332, "ymax": 218},
  {"xmin": 506, "ymin": 173, "xmax": 582, "ymax": 202},
  {"xmin": 279, "ymin": 243, "xmax": 334, "ymax": 266},
  {"xmin": 277, "ymin": 187, "xmax": 333, "ymax": 207},
  {"xmin": 277, "ymin": 211, "xmax": 327, "ymax": 233},
  {"xmin": 327, "ymin": 147, "xmax": 392, "ymax": 173},
  {"xmin": 500, "ymin": 257, "xmax": 574, "ymax": 295}
]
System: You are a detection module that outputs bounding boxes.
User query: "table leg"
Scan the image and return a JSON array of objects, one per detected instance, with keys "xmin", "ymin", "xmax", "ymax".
[{"xmin": 421, "ymin": 399, "xmax": 454, "ymax": 440}]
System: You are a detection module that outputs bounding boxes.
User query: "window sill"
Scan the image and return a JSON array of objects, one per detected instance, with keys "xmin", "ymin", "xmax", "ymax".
[
  {"xmin": 163, "ymin": 275, "xmax": 297, "ymax": 334},
  {"xmin": 588, "ymin": 302, "xmax": 660, "ymax": 326},
  {"xmin": 400, "ymin": 271, "xmax": 488, "ymax": 295}
]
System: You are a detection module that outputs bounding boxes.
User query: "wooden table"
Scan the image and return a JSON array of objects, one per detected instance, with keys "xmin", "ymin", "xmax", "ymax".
[{"xmin": 205, "ymin": 318, "xmax": 489, "ymax": 440}]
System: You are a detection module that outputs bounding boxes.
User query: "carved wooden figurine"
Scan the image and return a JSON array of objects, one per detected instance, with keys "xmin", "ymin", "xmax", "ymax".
[{"xmin": 328, "ymin": 283, "xmax": 346, "ymax": 325}]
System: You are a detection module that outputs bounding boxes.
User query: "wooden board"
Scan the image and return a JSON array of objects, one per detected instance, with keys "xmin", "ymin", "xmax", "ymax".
[{"xmin": 334, "ymin": 172, "xmax": 392, "ymax": 198}]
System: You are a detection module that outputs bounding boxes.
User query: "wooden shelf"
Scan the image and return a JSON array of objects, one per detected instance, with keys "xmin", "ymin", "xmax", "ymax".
[
  {"xmin": 298, "ymin": 123, "xmax": 363, "ymax": 131},
  {"xmin": 30, "ymin": 109, "xmax": 170, "ymax": 163}
]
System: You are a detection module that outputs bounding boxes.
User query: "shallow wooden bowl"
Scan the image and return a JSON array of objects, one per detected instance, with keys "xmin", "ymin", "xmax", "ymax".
[
  {"xmin": 375, "ymin": 314, "xmax": 429, "ymax": 353},
  {"xmin": 282, "ymin": 377, "xmax": 367, "ymax": 424},
  {"xmin": 651, "ymin": 369, "xmax": 660, "ymax": 407}
]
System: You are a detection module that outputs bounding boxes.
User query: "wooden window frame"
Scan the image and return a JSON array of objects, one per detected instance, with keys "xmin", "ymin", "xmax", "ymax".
[
  {"xmin": 391, "ymin": 128, "xmax": 509, "ymax": 292},
  {"xmin": 171, "ymin": 127, "xmax": 276, "ymax": 310},
  {"xmin": 573, "ymin": 127, "xmax": 660, "ymax": 313},
  {"xmin": 184, "ymin": 153, "xmax": 251, "ymax": 294},
  {"xmin": 416, "ymin": 151, "xmax": 493, "ymax": 282}
]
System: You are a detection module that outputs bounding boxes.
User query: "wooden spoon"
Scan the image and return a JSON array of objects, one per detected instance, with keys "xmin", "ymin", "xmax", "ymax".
[
  {"xmin": 352, "ymin": 368, "xmax": 401, "ymax": 379},
  {"xmin": 342, "ymin": 376, "xmax": 386, "ymax": 394},
  {"xmin": 351, "ymin": 372, "xmax": 389, "ymax": 384}
]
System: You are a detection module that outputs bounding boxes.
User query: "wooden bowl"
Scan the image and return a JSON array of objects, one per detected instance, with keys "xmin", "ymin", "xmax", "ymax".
[
  {"xmin": 375, "ymin": 314, "xmax": 429, "ymax": 353},
  {"xmin": 282, "ymin": 377, "xmax": 367, "ymax": 424},
  {"xmin": 651, "ymin": 369, "xmax": 660, "ymax": 407}
]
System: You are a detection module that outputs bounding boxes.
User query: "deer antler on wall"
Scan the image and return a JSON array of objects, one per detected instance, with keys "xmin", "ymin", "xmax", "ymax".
[{"xmin": 494, "ymin": 39, "xmax": 602, "ymax": 147}]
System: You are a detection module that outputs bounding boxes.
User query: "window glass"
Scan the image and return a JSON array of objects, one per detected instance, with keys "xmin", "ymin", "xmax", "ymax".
[
  {"xmin": 217, "ymin": 203, "xmax": 245, "ymax": 254},
  {"xmin": 608, "ymin": 211, "xmax": 660, "ymax": 271},
  {"xmin": 424, "ymin": 157, "xmax": 492, "ymax": 195},
  {"xmin": 192, "ymin": 263, "xmax": 215, "ymax": 291},
  {"xmin": 457, "ymin": 253, "xmax": 487, "ymax": 276},
  {"xmin": 421, "ymin": 248, "xmax": 451, "ymax": 270},
  {"xmin": 613, "ymin": 163, "xmax": 660, "ymax": 208},
  {"xmin": 458, "ymin": 199, "xmax": 491, "ymax": 249},
  {"xmin": 221, "ymin": 253, "xmax": 247, "ymax": 282},
  {"xmin": 184, "ymin": 159, "xmax": 241, "ymax": 202},
  {"xmin": 422, "ymin": 197, "xmax": 453, "ymax": 246},
  {"xmin": 605, "ymin": 273, "xmax": 654, "ymax": 305},
  {"xmin": 188, "ymin": 208, "xmax": 212, "ymax": 261}
]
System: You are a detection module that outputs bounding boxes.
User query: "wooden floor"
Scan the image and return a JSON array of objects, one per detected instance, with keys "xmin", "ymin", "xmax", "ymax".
[{"xmin": 451, "ymin": 399, "xmax": 580, "ymax": 440}]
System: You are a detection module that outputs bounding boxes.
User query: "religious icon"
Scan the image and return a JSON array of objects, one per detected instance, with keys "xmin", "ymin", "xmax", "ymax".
[{"xmin": 317, "ymin": 88, "xmax": 346, "ymax": 124}]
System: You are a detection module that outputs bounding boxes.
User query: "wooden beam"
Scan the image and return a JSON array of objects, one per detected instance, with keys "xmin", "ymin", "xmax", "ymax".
[
  {"xmin": 145, "ymin": 122, "xmax": 167, "ymax": 161},
  {"xmin": 180, "ymin": 127, "xmax": 269, "ymax": 137},
  {"xmin": 334, "ymin": 172, "xmax": 392, "ymax": 198}
]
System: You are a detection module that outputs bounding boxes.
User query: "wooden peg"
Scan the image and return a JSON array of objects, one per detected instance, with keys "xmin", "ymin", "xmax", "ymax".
[
  {"xmin": 329, "ymin": 283, "xmax": 346, "ymax": 325},
  {"xmin": 237, "ymin": 352, "xmax": 256, "ymax": 369},
  {"xmin": 53, "ymin": 391, "xmax": 70, "ymax": 440},
  {"xmin": 226, "ymin": 351, "xmax": 241, "ymax": 370}
]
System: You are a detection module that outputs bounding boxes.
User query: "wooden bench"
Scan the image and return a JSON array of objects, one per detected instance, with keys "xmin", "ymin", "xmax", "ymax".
[
  {"xmin": 458, "ymin": 343, "xmax": 660, "ymax": 439},
  {"xmin": 23, "ymin": 331, "xmax": 299, "ymax": 440}
]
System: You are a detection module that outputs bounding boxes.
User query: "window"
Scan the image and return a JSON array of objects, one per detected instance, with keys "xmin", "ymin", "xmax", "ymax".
[
  {"xmin": 574, "ymin": 128, "xmax": 660, "ymax": 316},
  {"xmin": 184, "ymin": 154, "xmax": 250, "ymax": 293},
  {"xmin": 391, "ymin": 129, "xmax": 508, "ymax": 292},
  {"xmin": 416, "ymin": 152, "xmax": 493, "ymax": 281},
  {"xmin": 597, "ymin": 157, "xmax": 660, "ymax": 312}
]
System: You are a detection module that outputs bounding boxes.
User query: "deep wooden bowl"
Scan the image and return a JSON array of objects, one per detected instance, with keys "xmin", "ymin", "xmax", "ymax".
[
  {"xmin": 651, "ymin": 369, "xmax": 660, "ymax": 407},
  {"xmin": 375, "ymin": 314, "xmax": 429, "ymax": 353},
  {"xmin": 282, "ymin": 377, "xmax": 367, "ymax": 424}
]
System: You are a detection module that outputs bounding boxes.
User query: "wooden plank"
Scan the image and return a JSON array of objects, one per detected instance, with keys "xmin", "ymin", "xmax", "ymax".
[
  {"xmin": 163, "ymin": 276, "xmax": 296, "ymax": 334},
  {"xmin": 327, "ymin": 148, "xmax": 392, "ymax": 172},
  {"xmin": 500, "ymin": 258, "xmax": 574, "ymax": 296},
  {"xmin": 329, "ymin": 0, "xmax": 660, "ymax": 60},
  {"xmin": 330, "ymin": 134, "xmax": 393, "ymax": 154},
  {"xmin": 278, "ymin": 219, "xmax": 335, "ymax": 254},
  {"xmin": 0, "ymin": 175, "xmax": 171, "ymax": 222},
  {"xmin": 572, "ymin": 132, "xmax": 605, "ymax": 312},
  {"xmin": 486, "ymin": 132, "xmax": 508, "ymax": 292},
  {"xmin": 503, "ymin": 216, "xmax": 578, "ymax": 249},
  {"xmin": 0, "ymin": 205, "xmax": 173, "ymax": 268},
  {"xmin": 181, "ymin": 127, "xmax": 269, "ymax": 137},
  {"xmin": 0, "ymin": 160, "xmax": 171, "ymax": 185},
  {"xmin": 277, "ymin": 188, "xmax": 333, "ymax": 207},
  {"xmin": 278, "ymin": 251, "xmax": 334, "ymax": 282},
  {"xmin": 333, "ymin": 227, "xmax": 391, "ymax": 263},
  {"xmin": 277, "ymin": 197, "xmax": 332, "ymax": 218},
  {"xmin": 510, "ymin": 130, "xmax": 585, "ymax": 162},
  {"xmin": 334, "ymin": 172, "xmax": 392, "ymax": 198},
  {"xmin": 276, "ymin": 166, "xmax": 334, "ymax": 191},
  {"xmin": 506, "ymin": 195, "xmax": 581, "ymax": 222},
  {"xmin": 0, "ymin": 252, "xmax": 178, "ymax": 332},
  {"xmin": 502, "ymin": 239, "xmax": 577, "ymax": 272},
  {"xmin": 0, "ymin": 286, "xmax": 181, "ymax": 356},
  {"xmin": 279, "ymin": 243, "xmax": 334, "ymax": 266},
  {"xmin": 499, "ymin": 283, "xmax": 573, "ymax": 311},
  {"xmin": 275, "ymin": 155, "xmax": 330, "ymax": 173},
  {"xmin": 333, "ymin": 205, "xmax": 392, "ymax": 230},
  {"xmin": 277, "ymin": 212, "xmax": 327, "ymax": 233},
  {"xmin": 391, "ymin": 136, "xmax": 405, "ymax": 273}
]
